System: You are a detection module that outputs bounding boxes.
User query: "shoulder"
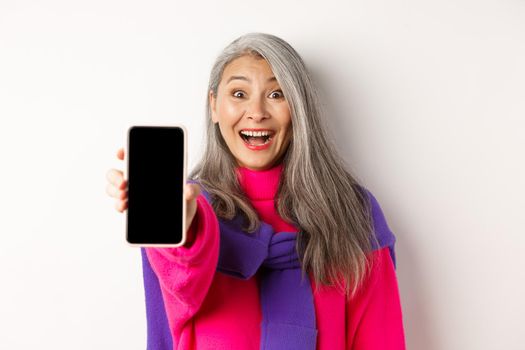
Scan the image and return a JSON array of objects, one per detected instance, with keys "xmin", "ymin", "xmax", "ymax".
[{"xmin": 356, "ymin": 185, "xmax": 398, "ymax": 268}]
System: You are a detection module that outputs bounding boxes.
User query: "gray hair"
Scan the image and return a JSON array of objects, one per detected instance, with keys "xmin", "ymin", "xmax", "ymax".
[{"xmin": 190, "ymin": 32, "xmax": 379, "ymax": 297}]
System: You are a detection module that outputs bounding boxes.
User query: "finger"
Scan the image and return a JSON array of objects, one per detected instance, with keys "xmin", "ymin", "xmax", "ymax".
[
  {"xmin": 184, "ymin": 183, "xmax": 201, "ymax": 201},
  {"xmin": 106, "ymin": 183, "xmax": 116, "ymax": 197},
  {"xmin": 189, "ymin": 183, "xmax": 201, "ymax": 197},
  {"xmin": 118, "ymin": 178, "xmax": 128, "ymax": 190},
  {"xmin": 117, "ymin": 148, "xmax": 125, "ymax": 160},
  {"xmin": 106, "ymin": 183, "xmax": 128, "ymax": 199},
  {"xmin": 106, "ymin": 169, "xmax": 122, "ymax": 186},
  {"xmin": 115, "ymin": 200, "xmax": 128, "ymax": 212},
  {"xmin": 115, "ymin": 200, "xmax": 124, "ymax": 212},
  {"xmin": 106, "ymin": 169, "xmax": 127, "ymax": 189},
  {"xmin": 184, "ymin": 184, "xmax": 193, "ymax": 200}
]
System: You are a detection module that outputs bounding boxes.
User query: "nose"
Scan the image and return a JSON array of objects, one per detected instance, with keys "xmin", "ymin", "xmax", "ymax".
[{"xmin": 246, "ymin": 96, "xmax": 269, "ymax": 122}]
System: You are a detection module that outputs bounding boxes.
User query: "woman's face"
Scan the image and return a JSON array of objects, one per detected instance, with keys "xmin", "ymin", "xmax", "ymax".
[{"xmin": 210, "ymin": 54, "xmax": 292, "ymax": 171}]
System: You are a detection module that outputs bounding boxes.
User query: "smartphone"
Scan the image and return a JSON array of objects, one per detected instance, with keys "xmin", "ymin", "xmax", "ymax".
[{"xmin": 125, "ymin": 125, "xmax": 187, "ymax": 247}]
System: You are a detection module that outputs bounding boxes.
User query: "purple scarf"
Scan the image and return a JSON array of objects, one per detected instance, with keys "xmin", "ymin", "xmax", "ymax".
[{"xmin": 140, "ymin": 186, "xmax": 396, "ymax": 349}]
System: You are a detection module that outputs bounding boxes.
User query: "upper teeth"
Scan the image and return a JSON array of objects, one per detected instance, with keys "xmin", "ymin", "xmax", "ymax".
[{"xmin": 240, "ymin": 130, "xmax": 272, "ymax": 137}]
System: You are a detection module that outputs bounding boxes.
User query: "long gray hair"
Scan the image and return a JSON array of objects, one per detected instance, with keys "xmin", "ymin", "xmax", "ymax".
[{"xmin": 190, "ymin": 32, "xmax": 380, "ymax": 298}]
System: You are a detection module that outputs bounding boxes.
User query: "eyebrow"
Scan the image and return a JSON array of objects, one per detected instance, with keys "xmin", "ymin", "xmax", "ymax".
[{"xmin": 226, "ymin": 75, "xmax": 277, "ymax": 84}]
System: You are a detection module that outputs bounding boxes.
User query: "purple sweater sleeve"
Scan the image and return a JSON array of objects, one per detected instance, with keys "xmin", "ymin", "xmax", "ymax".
[{"xmin": 346, "ymin": 188, "xmax": 406, "ymax": 349}]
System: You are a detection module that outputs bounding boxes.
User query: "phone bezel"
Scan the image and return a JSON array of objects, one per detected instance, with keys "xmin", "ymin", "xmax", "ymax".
[{"xmin": 124, "ymin": 123, "xmax": 187, "ymax": 248}]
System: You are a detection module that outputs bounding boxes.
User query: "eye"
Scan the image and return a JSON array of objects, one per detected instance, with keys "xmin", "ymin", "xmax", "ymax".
[
  {"xmin": 269, "ymin": 90, "xmax": 284, "ymax": 99},
  {"xmin": 233, "ymin": 90, "xmax": 245, "ymax": 98}
]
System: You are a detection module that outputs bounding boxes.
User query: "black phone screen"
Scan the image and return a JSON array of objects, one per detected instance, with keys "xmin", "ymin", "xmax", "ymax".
[{"xmin": 126, "ymin": 126, "xmax": 185, "ymax": 245}]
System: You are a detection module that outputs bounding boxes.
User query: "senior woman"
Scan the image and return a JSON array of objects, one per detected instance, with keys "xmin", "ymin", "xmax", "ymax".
[{"xmin": 106, "ymin": 32, "xmax": 405, "ymax": 349}]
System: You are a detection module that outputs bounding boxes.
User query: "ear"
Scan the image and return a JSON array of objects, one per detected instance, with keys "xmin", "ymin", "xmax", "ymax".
[{"xmin": 209, "ymin": 90, "xmax": 218, "ymax": 124}]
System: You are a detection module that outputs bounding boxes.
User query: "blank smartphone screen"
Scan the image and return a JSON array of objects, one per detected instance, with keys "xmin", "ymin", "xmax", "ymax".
[{"xmin": 126, "ymin": 126, "xmax": 185, "ymax": 245}]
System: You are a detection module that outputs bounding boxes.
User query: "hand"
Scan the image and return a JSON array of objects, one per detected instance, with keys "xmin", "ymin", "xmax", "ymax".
[
  {"xmin": 105, "ymin": 147, "xmax": 201, "ymax": 237},
  {"xmin": 105, "ymin": 148, "xmax": 128, "ymax": 212},
  {"xmin": 184, "ymin": 182, "xmax": 201, "ymax": 238}
]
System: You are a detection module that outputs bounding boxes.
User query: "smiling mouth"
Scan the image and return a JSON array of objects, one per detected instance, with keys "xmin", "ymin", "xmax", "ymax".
[{"xmin": 239, "ymin": 130, "xmax": 275, "ymax": 146}]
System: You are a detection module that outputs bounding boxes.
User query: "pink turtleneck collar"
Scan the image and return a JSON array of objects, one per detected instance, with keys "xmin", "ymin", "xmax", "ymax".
[
  {"xmin": 236, "ymin": 163, "xmax": 283, "ymax": 201},
  {"xmin": 235, "ymin": 162, "xmax": 297, "ymax": 232}
]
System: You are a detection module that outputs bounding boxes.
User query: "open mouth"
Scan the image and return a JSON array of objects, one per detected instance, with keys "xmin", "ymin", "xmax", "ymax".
[{"xmin": 239, "ymin": 129, "xmax": 275, "ymax": 146}]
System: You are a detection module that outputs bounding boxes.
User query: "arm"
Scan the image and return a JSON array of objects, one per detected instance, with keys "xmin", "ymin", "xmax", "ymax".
[
  {"xmin": 144, "ymin": 194, "xmax": 220, "ymax": 319},
  {"xmin": 347, "ymin": 247, "xmax": 406, "ymax": 349}
]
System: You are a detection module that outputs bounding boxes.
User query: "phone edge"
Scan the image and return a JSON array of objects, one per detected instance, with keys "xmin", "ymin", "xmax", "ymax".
[{"xmin": 124, "ymin": 123, "xmax": 188, "ymax": 249}]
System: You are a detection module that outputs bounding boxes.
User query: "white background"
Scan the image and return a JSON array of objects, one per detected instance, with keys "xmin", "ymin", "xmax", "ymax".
[{"xmin": 1, "ymin": 0, "xmax": 524, "ymax": 349}]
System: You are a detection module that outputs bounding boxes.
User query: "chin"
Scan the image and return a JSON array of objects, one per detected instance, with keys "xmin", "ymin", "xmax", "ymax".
[{"xmin": 239, "ymin": 158, "xmax": 274, "ymax": 171}]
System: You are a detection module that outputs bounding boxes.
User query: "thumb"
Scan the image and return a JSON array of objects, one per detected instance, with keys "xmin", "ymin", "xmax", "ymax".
[{"xmin": 185, "ymin": 183, "xmax": 201, "ymax": 201}]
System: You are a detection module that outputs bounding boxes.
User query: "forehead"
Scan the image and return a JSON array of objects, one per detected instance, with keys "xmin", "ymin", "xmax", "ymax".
[{"xmin": 221, "ymin": 55, "xmax": 275, "ymax": 83}]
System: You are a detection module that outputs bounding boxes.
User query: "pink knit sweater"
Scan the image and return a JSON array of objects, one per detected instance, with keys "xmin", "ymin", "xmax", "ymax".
[{"xmin": 145, "ymin": 164, "xmax": 406, "ymax": 349}]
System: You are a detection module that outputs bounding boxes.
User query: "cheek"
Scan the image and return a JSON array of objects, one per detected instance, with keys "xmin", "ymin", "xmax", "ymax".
[
  {"xmin": 217, "ymin": 104, "xmax": 240, "ymax": 141},
  {"xmin": 281, "ymin": 115, "xmax": 293, "ymax": 145},
  {"xmin": 282, "ymin": 127, "xmax": 293, "ymax": 147},
  {"xmin": 279, "ymin": 109, "xmax": 292, "ymax": 134},
  {"xmin": 276, "ymin": 102, "xmax": 291, "ymax": 122},
  {"xmin": 218, "ymin": 99, "xmax": 242, "ymax": 119}
]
